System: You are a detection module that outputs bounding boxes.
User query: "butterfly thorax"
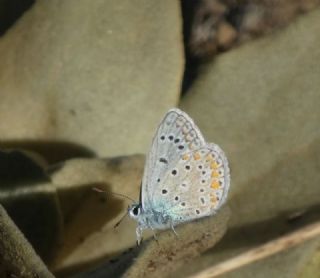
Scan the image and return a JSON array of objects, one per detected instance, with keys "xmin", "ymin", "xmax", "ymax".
[{"xmin": 128, "ymin": 203, "xmax": 171, "ymax": 230}]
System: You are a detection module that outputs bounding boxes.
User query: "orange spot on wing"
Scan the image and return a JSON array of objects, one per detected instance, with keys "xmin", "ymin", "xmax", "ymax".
[
  {"xmin": 182, "ymin": 154, "xmax": 189, "ymax": 160},
  {"xmin": 189, "ymin": 143, "xmax": 195, "ymax": 150},
  {"xmin": 206, "ymin": 154, "xmax": 212, "ymax": 159},
  {"xmin": 210, "ymin": 161, "xmax": 219, "ymax": 169},
  {"xmin": 206, "ymin": 153, "xmax": 215, "ymax": 162},
  {"xmin": 193, "ymin": 152, "xmax": 201, "ymax": 160},
  {"xmin": 211, "ymin": 181, "xmax": 220, "ymax": 189},
  {"xmin": 210, "ymin": 194, "xmax": 217, "ymax": 204},
  {"xmin": 211, "ymin": 171, "xmax": 220, "ymax": 178}
]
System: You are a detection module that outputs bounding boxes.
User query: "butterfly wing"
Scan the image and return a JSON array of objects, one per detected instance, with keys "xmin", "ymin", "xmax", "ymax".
[
  {"xmin": 141, "ymin": 108, "xmax": 206, "ymax": 211},
  {"xmin": 151, "ymin": 143, "xmax": 230, "ymax": 224}
]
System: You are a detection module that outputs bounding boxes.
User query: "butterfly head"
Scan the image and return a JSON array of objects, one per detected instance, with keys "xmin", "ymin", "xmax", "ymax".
[{"xmin": 128, "ymin": 203, "xmax": 142, "ymax": 220}]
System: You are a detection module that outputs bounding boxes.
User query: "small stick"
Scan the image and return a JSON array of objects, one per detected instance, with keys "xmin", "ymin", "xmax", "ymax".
[
  {"xmin": 92, "ymin": 187, "xmax": 105, "ymax": 193},
  {"xmin": 189, "ymin": 220, "xmax": 320, "ymax": 278}
]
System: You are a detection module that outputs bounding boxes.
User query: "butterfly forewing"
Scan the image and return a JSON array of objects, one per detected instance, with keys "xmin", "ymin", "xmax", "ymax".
[
  {"xmin": 141, "ymin": 108, "xmax": 206, "ymax": 210},
  {"xmin": 151, "ymin": 143, "xmax": 230, "ymax": 224}
]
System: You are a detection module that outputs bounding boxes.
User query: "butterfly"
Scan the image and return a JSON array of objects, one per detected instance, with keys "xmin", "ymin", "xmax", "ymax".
[{"xmin": 128, "ymin": 108, "xmax": 230, "ymax": 244}]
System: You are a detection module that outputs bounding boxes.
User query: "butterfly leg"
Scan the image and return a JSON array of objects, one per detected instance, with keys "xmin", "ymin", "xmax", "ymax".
[
  {"xmin": 136, "ymin": 226, "xmax": 143, "ymax": 246},
  {"xmin": 150, "ymin": 226, "xmax": 159, "ymax": 244},
  {"xmin": 170, "ymin": 221, "xmax": 179, "ymax": 238}
]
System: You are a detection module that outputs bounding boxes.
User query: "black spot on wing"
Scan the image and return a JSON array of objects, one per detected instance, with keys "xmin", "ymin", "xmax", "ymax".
[{"xmin": 159, "ymin": 157, "xmax": 168, "ymax": 164}]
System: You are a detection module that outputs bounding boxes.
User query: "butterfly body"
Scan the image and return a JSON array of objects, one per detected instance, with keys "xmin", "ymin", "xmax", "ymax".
[
  {"xmin": 129, "ymin": 204, "xmax": 172, "ymax": 229},
  {"xmin": 128, "ymin": 108, "xmax": 230, "ymax": 244}
]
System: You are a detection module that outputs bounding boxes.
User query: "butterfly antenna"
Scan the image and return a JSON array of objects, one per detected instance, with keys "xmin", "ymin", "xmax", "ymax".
[
  {"xmin": 92, "ymin": 187, "xmax": 136, "ymax": 203},
  {"xmin": 113, "ymin": 211, "xmax": 128, "ymax": 229},
  {"xmin": 93, "ymin": 187, "xmax": 134, "ymax": 229}
]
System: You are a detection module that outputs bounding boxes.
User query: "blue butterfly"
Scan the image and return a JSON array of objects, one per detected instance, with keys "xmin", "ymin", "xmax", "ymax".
[{"xmin": 128, "ymin": 108, "xmax": 230, "ymax": 244}]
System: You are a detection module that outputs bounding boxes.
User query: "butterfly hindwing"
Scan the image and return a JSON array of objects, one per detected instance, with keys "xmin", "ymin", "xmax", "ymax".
[
  {"xmin": 151, "ymin": 143, "xmax": 230, "ymax": 224},
  {"xmin": 141, "ymin": 108, "xmax": 206, "ymax": 210}
]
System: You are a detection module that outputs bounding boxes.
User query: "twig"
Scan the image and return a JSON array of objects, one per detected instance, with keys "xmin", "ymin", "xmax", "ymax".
[{"xmin": 189, "ymin": 220, "xmax": 320, "ymax": 278}]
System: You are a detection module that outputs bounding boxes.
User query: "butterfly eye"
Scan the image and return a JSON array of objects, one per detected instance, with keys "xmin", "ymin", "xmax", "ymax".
[
  {"xmin": 130, "ymin": 205, "xmax": 141, "ymax": 218},
  {"xmin": 133, "ymin": 207, "xmax": 140, "ymax": 215}
]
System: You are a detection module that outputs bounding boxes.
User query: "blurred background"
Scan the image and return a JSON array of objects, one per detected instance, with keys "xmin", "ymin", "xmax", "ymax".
[{"xmin": 0, "ymin": 0, "xmax": 319, "ymax": 277}]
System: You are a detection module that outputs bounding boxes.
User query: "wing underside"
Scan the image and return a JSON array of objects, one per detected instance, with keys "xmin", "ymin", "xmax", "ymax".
[
  {"xmin": 152, "ymin": 144, "xmax": 230, "ymax": 224},
  {"xmin": 141, "ymin": 108, "xmax": 206, "ymax": 210},
  {"xmin": 140, "ymin": 108, "xmax": 230, "ymax": 224}
]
